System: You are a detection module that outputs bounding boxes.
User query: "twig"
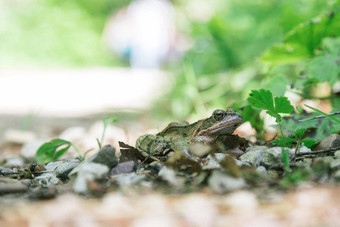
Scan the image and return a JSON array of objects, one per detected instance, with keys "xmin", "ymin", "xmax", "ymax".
[
  {"xmin": 297, "ymin": 111, "xmax": 340, "ymax": 122},
  {"xmin": 296, "ymin": 146, "xmax": 340, "ymax": 156}
]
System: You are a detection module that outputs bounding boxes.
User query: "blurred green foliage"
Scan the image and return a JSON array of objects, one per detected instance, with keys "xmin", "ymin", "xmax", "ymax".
[
  {"xmin": 156, "ymin": 0, "xmax": 340, "ymax": 124},
  {"xmin": 0, "ymin": 0, "xmax": 130, "ymax": 67},
  {"xmin": 2, "ymin": 0, "xmax": 340, "ymax": 133}
]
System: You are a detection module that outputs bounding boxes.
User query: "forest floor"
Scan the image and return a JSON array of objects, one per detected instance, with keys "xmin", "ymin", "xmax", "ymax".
[{"xmin": 0, "ymin": 68, "xmax": 339, "ymax": 226}]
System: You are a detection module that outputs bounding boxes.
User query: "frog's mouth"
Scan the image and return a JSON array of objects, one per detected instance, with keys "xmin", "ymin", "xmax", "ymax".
[{"xmin": 197, "ymin": 114, "xmax": 243, "ymax": 136}]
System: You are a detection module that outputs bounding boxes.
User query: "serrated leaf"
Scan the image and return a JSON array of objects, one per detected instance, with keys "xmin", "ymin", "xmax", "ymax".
[
  {"xmin": 35, "ymin": 139, "xmax": 72, "ymax": 163},
  {"xmin": 295, "ymin": 128, "xmax": 306, "ymax": 139},
  {"xmin": 265, "ymin": 110, "xmax": 282, "ymax": 122},
  {"xmin": 275, "ymin": 97, "xmax": 294, "ymax": 114},
  {"xmin": 302, "ymin": 139, "xmax": 317, "ymax": 148},
  {"xmin": 247, "ymin": 89, "xmax": 274, "ymax": 110},
  {"xmin": 248, "ymin": 89, "xmax": 293, "ymax": 123},
  {"xmin": 273, "ymin": 138, "xmax": 295, "ymax": 147},
  {"xmin": 261, "ymin": 7, "xmax": 340, "ymax": 65}
]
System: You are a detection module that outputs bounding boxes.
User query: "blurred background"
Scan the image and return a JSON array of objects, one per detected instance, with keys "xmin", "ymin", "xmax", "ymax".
[{"xmin": 0, "ymin": 0, "xmax": 337, "ymax": 153}]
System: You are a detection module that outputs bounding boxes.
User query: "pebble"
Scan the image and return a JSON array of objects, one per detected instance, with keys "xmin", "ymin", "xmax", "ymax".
[
  {"xmin": 116, "ymin": 173, "xmax": 145, "ymax": 186},
  {"xmin": 45, "ymin": 159, "xmax": 81, "ymax": 178},
  {"xmin": 88, "ymin": 145, "xmax": 118, "ymax": 169},
  {"xmin": 203, "ymin": 154, "xmax": 226, "ymax": 170},
  {"xmin": 32, "ymin": 173, "xmax": 60, "ymax": 188},
  {"xmin": 256, "ymin": 166, "xmax": 267, "ymax": 175},
  {"xmin": 334, "ymin": 150, "xmax": 340, "ymax": 158},
  {"xmin": 110, "ymin": 161, "xmax": 135, "ymax": 175},
  {"xmin": 4, "ymin": 156, "xmax": 24, "ymax": 167},
  {"xmin": 72, "ymin": 163, "xmax": 109, "ymax": 194},
  {"xmin": 240, "ymin": 146, "xmax": 267, "ymax": 166},
  {"xmin": 0, "ymin": 178, "xmax": 28, "ymax": 193},
  {"xmin": 208, "ymin": 171, "xmax": 246, "ymax": 193},
  {"xmin": 317, "ymin": 134, "xmax": 340, "ymax": 150},
  {"xmin": 158, "ymin": 166, "xmax": 185, "ymax": 186},
  {"xmin": 21, "ymin": 140, "xmax": 45, "ymax": 159}
]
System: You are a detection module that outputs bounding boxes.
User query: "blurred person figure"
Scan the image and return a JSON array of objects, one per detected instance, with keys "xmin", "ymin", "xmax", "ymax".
[{"xmin": 104, "ymin": 0, "xmax": 175, "ymax": 69}]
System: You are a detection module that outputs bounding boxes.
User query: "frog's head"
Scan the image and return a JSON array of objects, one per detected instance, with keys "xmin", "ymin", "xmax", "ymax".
[{"xmin": 197, "ymin": 109, "xmax": 243, "ymax": 136}]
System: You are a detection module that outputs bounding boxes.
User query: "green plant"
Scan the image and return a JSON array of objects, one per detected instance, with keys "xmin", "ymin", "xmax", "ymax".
[
  {"xmin": 247, "ymin": 89, "xmax": 294, "ymax": 170},
  {"xmin": 35, "ymin": 139, "xmax": 82, "ymax": 164},
  {"xmin": 97, "ymin": 117, "xmax": 119, "ymax": 149}
]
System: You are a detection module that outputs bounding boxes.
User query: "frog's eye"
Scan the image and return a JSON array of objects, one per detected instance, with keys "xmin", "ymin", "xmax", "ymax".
[{"xmin": 213, "ymin": 109, "xmax": 226, "ymax": 121}]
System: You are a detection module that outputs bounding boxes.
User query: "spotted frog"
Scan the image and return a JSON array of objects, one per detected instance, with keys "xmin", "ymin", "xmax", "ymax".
[{"xmin": 135, "ymin": 109, "xmax": 243, "ymax": 159}]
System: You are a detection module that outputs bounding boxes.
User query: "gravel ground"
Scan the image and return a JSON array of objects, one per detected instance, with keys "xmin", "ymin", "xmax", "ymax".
[{"xmin": 1, "ymin": 187, "xmax": 339, "ymax": 227}]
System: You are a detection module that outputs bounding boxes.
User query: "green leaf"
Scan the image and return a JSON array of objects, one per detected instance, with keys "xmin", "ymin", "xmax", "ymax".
[
  {"xmin": 274, "ymin": 97, "xmax": 294, "ymax": 114},
  {"xmin": 103, "ymin": 117, "xmax": 119, "ymax": 128},
  {"xmin": 247, "ymin": 89, "xmax": 274, "ymax": 110},
  {"xmin": 273, "ymin": 138, "xmax": 295, "ymax": 147},
  {"xmin": 302, "ymin": 139, "xmax": 317, "ymax": 148},
  {"xmin": 281, "ymin": 112, "xmax": 339, "ymax": 141},
  {"xmin": 247, "ymin": 89, "xmax": 293, "ymax": 123},
  {"xmin": 242, "ymin": 105, "xmax": 264, "ymax": 134},
  {"xmin": 295, "ymin": 128, "xmax": 307, "ymax": 140},
  {"xmin": 261, "ymin": 7, "xmax": 340, "ymax": 65},
  {"xmin": 100, "ymin": 117, "xmax": 119, "ymax": 148},
  {"xmin": 35, "ymin": 139, "xmax": 72, "ymax": 163},
  {"xmin": 306, "ymin": 55, "xmax": 340, "ymax": 85},
  {"xmin": 263, "ymin": 75, "xmax": 290, "ymax": 97}
]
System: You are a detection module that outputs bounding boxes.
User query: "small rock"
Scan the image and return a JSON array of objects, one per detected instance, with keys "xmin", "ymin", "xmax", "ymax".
[
  {"xmin": 0, "ymin": 168, "xmax": 16, "ymax": 175},
  {"xmin": 158, "ymin": 166, "xmax": 185, "ymax": 186},
  {"xmin": 116, "ymin": 173, "xmax": 145, "ymax": 186},
  {"xmin": 21, "ymin": 140, "xmax": 45, "ymax": 159},
  {"xmin": 334, "ymin": 169, "xmax": 340, "ymax": 181},
  {"xmin": 45, "ymin": 159, "xmax": 80, "ymax": 178},
  {"xmin": 0, "ymin": 178, "xmax": 28, "ymax": 193},
  {"xmin": 299, "ymin": 146, "xmax": 311, "ymax": 153},
  {"xmin": 208, "ymin": 171, "xmax": 246, "ymax": 193},
  {"xmin": 4, "ymin": 156, "xmax": 24, "ymax": 167},
  {"xmin": 110, "ymin": 161, "xmax": 134, "ymax": 175},
  {"xmin": 330, "ymin": 159, "xmax": 340, "ymax": 169},
  {"xmin": 72, "ymin": 163, "xmax": 109, "ymax": 194},
  {"xmin": 317, "ymin": 134, "xmax": 340, "ymax": 150},
  {"xmin": 33, "ymin": 173, "xmax": 60, "ymax": 187},
  {"xmin": 260, "ymin": 147, "xmax": 294, "ymax": 168},
  {"xmin": 88, "ymin": 145, "xmax": 118, "ymax": 168},
  {"xmin": 334, "ymin": 150, "xmax": 340, "ymax": 158},
  {"xmin": 239, "ymin": 146, "xmax": 267, "ymax": 166},
  {"xmin": 28, "ymin": 187, "xmax": 57, "ymax": 200},
  {"xmin": 4, "ymin": 129, "xmax": 37, "ymax": 144},
  {"xmin": 318, "ymin": 156, "xmax": 334, "ymax": 164},
  {"xmin": 256, "ymin": 166, "xmax": 267, "ymax": 175},
  {"xmin": 203, "ymin": 154, "xmax": 226, "ymax": 170},
  {"xmin": 235, "ymin": 159, "xmax": 251, "ymax": 167}
]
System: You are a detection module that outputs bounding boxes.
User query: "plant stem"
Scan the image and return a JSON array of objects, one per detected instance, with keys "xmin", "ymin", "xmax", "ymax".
[
  {"xmin": 279, "ymin": 122, "xmax": 290, "ymax": 171},
  {"xmin": 296, "ymin": 146, "xmax": 340, "ymax": 156},
  {"xmin": 71, "ymin": 143, "xmax": 84, "ymax": 159}
]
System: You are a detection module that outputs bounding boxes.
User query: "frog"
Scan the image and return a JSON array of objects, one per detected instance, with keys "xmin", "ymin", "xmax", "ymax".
[{"xmin": 135, "ymin": 109, "xmax": 243, "ymax": 160}]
